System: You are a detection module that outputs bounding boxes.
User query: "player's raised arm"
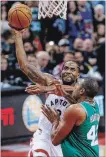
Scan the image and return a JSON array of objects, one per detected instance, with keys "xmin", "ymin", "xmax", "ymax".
[{"xmin": 13, "ymin": 30, "xmax": 54, "ymax": 86}]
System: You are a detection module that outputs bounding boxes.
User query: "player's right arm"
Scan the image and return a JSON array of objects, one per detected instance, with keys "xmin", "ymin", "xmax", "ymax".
[{"xmin": 13, "ymin": 29, "xmax": 54, "ymax": 86}]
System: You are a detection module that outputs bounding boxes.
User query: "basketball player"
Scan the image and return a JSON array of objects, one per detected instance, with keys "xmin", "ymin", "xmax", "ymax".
[
  {"xmin": 42, "ymin": 78, "xmax": 100, "ymax": 157},
  {"xmin": 12, "ymin": 29, "xmax": 80, "ymax": 157}
]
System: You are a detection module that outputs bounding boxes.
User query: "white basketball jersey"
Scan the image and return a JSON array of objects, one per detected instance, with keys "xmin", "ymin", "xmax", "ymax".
[{"xmin": 38, "ymin": 94, "xmax": 70, "ymax": 134}]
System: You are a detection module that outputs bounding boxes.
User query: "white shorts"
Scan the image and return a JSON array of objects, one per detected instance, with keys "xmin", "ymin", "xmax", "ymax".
[{"xmin": 28, "ymin": 129, "xmax": 63, "ymax": 157}]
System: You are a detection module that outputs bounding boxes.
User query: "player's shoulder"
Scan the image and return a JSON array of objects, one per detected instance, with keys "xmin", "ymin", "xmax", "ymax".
[
  {"xmin": 67, "ymin": 103, "xmax": 86, "ymax": 116},
  {"xmin": 65, "ymin": 104, "xmax": 86, "ymax": 125}
]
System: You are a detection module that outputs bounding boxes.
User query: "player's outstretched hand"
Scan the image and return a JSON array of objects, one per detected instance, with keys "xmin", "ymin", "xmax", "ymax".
[
  {"xmin": 41, "ymin": 105, "xmax": 60, "ymax": 125},
  {"xmin": 25, "ymin": 84, "xmax": 56, "ymax": 95},
  {"xmin": 25, "ymin": 84, "xmax": 45, "ymax": 95}
]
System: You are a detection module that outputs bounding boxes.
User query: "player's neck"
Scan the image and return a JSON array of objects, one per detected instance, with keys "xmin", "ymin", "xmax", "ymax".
[
  {"xmin": 78, "ymin": 96, "xmax": 94, "ymax": 104},
  {"xmin": 77, "ymin": 96, "xmax": 85, "ymax": 103},
  {"xmin": 62, "ymin": 81, "xmax": 76, "ymax": 86},
  {"xmin": 70, "ymin": 82, "xmax": 76, "ymax": 87}
]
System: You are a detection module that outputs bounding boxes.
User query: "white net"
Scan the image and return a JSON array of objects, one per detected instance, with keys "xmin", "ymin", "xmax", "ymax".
[{"xmin": 38, "ymin": 0, "xmax": 68, "ymax": 19}]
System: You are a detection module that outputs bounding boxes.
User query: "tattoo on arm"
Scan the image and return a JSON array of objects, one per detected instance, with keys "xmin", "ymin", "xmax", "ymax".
[
  {"xmin": 27, "ymin": 63, "xmax": 47, "ymax": 85},
  {"xmin": 27, "ymin": 63, "xmax": 54, "ymax": 85}
]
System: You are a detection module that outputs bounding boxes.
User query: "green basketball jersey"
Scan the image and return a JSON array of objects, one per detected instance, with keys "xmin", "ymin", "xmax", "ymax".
[{"xmin": 61, "ymin": 101, "xmax": 100, "ymax": 157}]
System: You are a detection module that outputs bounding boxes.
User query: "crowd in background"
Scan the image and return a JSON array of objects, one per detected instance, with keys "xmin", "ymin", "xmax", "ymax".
[{"xmin": 1, "ymin": 1, "xmax": 105, "ymax": 92}]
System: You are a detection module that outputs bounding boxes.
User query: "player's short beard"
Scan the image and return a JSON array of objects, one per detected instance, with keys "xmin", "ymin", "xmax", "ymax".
[
  {"xmin": 61, "ymin": 73, "xmax": 76, "ymax": 85},
  {"xmin": 62, "ymin": 78, "xmax": 76, "ymax": 85}
]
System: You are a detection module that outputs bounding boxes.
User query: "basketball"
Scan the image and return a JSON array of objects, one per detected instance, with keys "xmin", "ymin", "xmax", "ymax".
[{"xmin": 8, "ymin": 3, "xmax": 32, "ymax": 30}]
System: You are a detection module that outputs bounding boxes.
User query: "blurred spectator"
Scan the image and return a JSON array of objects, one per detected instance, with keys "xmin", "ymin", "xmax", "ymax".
[
  {"xmin": 23, "ymin": 40, "xmax": 37, "ymax": 55},
  {"xmin": 1, "ymin": 55, "xmax": 9, "ymax": 82},
  {"xmin": 45, "ymin": 41, "xmax": 56, "ymax": 54},
  {"xmin": 12, "ymin": 54, "xmax": 38, "ymax": 86},
  {"xmin": 22, "ymin": 29, "xmax": 42, "ymax": 51},
  {"xmin": 27, "ymin": 54, "xmax": 39, "ymax": 69},
  {"xmin": 58, "ymin": 39, "xmax": 70, "ymax": 53},
  {"xmin": 93, "ymin": 4, "xmax": 105, "ymax": 32},
  {"xmin": 1, "ymin": 30, "xmax": 14, "ymax": 55},
  {"xmin": 1, "ymin": 30, "xmax": 17, "ymax": 72},
  {"xmin": 73, "ymin": 38, "xmax": 83, "ymax": 51},
  {"xmin": 22, "ymin": 29, "xmax": 34, "ymax": 41},
  {"xmin": 34, "ymin": 37, "xmax": 43, "ymax": 51},
  {"xmin": 83, "ymin": 39, "xmax": 93, "ymax": 53},
  {"xmin": 83, "ymin": 39, "xmax": 97, "ymax": 67},
  {"xmin": 1, "ymin": 55, "xmax": 18, "ymax": 87},
  {"xmin": 53, "ymin": 18, "xmax": 66, "ymax": 35},
  {"xmin": 53, "ymin": 52, "xmax": 74, "ymax": 79},
  {"xmin": 77, "ymin": 0, "xmax": 93, "ymax": 39},
  {"xmin": 96, "ymin": 24, "xmax": 105, "ymax": 44},
  {"xmin": 97, "ymin": 37, "xmax": 105, "ymax": 45},
  {"xmin": 67, "ymin": 1, "xmax": 82, "ymax": 47},
  {"xmin": 1, "ymin": 4, "xmax": 11, "ymax": 33},
  {"xmin": 40, "ymin": 16, "xmax": 66, "ymax": 46},
  {"xmin": 25, "ymin": 1, "xmax": 35, "ymax": 7},
  {"xmin": 45, "ymin": 41, "xmax": 57, "ymax": 63},
  {"xmin": 52, "ymin": 39, "xmax": 70, "ymax": 66},
  {"xmin": 30, "ymin": 7, "xmax": 41, "ymax": 32},
  {"xmin": 74, "ymin": 51, "xmax": 90, "ymax": 76},
  {"xmin": 36, "ymin": 51, "xmax": 50, "ymax": 73},
  {"xmin": 45, "ymin": 41, "xmax": 59, "ymax": 72}
]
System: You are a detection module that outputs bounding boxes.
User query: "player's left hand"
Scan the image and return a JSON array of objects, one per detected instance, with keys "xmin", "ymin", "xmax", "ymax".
[
  {"xmin": 41, "ymin": 105, "xmax": 60, "ymax": 125},
  {"xmin": 25, "ymin": 84, "xmax": 56, "ymax": 95},
  {"xmin": 25, "ymin": 84, "xmax": 46, "ymax": 95}
]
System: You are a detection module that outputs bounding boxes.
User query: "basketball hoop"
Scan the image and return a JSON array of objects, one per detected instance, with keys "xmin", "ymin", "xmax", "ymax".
[{"xmin": 38, "ymin": 0, "xmax": 68, "ymax": 19}]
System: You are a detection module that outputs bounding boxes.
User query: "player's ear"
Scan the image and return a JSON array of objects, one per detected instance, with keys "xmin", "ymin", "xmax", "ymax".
[
  {"xmin": 80, "ymin": 88, "xmax": 85, "ymax": 95},
  {"xmin": 77, "ymin": 73, "xmax": 80, "ymax": 79}
]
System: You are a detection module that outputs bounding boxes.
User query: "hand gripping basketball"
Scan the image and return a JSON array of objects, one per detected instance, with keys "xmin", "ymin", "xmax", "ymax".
[{"xmin": 8, "ymin": 3, "xmax": 32, "ymax": 30}]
